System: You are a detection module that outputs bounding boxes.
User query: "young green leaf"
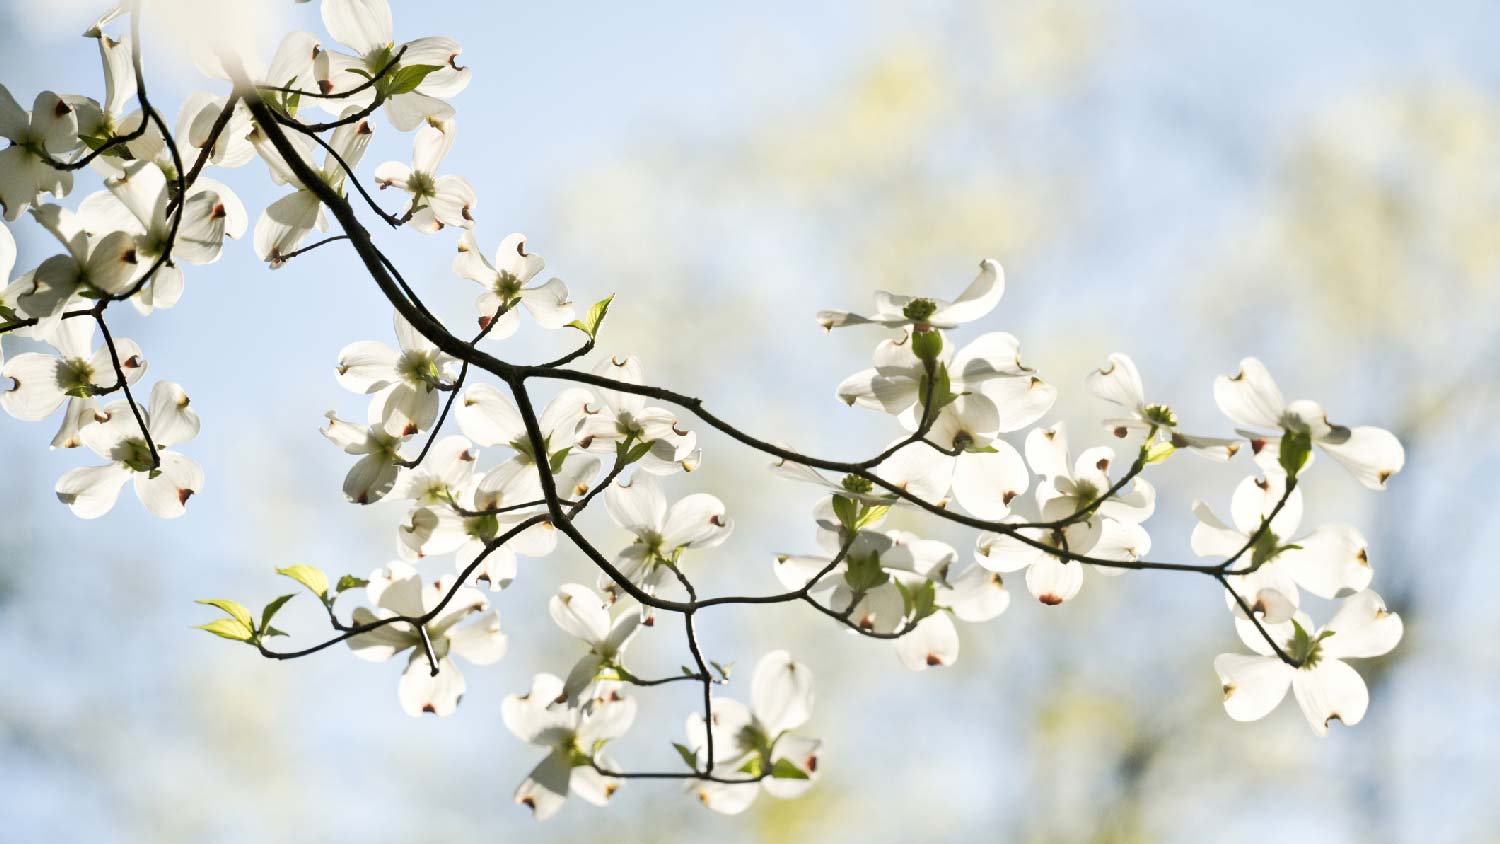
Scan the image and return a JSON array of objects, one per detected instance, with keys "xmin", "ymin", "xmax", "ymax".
[
  {"xmin": 548, "ymin": 447, "xmax": 572, "ymax": 475},
  {"xmin": 276, "ymin": 564, "xmax": 329, "ymax": 599},
  {"xmin": 897, "ymin": 579, "xmax": 938, "ymax": 622},
  {"xmin": 770, "ymin": 758, "xmax": 811, "ymax": 780},
  {"xmin": 737, "ymin": 755, "xmax": 765, "ymax": 778},
  {"xmin": 336, "ymin": 574, "xmax": 369, "ymax": 593},
  {"xmin": 854, "ymin": 503, "xmax": 890, "ymax": 530},
  {"xmin": 260, "ymin": 593, "xmax": 297, "ymax": 632},
  {"xmin": 195, "ymin": 617, "xmax": 254, "ymax": 642},
  {"xmin": 566, "ymin": 294, "xmax": 614, "ymax": 339},
  {"xmin": 672, "ymin": 742, "xmax": 699, "ymax": 770},
  {"xmin": 830, "ymin": 494, "xmax": 859, "ymax": 531},
  {"xmin": 844, "ymin": 552, "xmax": 889, "ymax": 593},
  {"xmin": 1144, "ymin": 440, "xmax": 1175, "ymax": 464},
  {"xmin": 196, "ymin": 598, "xmax": 253, "ymax": 629},
  {"xmin": 383, "ymin": 63, "xmax": 443, "ymax": 96}
]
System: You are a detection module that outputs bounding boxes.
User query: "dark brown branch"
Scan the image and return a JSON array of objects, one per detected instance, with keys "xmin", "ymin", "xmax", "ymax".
[{"xmin": 93, "ymin": 311, "xmax": 159, "ymax": 469}]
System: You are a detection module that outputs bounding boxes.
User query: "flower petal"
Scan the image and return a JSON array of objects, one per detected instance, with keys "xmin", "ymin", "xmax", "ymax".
[
  {"xmin": 1214, "ymin": 357, "xmax": 1286, "ymax": 429},
  {"xmin": 894, "ymin": 612, "xmax": 960, "ymax": 670},
  {"xmin": 751, "ymin": 649, "xmax": 814, "ymax": 734},
  {"xmin": 1318, "ymin": 426, "xmax": 1404, "ymax": 490},
  {"xmin": 132, "ymin": 450, "xmax": 203, "ymax": 518},
  {"xmin": 55, "ymin": 461, "xmax": 131, "ymax": 518},
  {"xmin": 1291, "ymin": 658, "xmax": 1368, "ymax": 736},
  {"xmin": 1321, "ymin": 590, "xmax": 1402, "ymax": 660},
  {"xmin": 1213, "ymin": 652, "xmax": 1292, "ymax": 722},
  {"xmin": 950, "ymin": 441, "xmax": 1028, "ymax": 520}
]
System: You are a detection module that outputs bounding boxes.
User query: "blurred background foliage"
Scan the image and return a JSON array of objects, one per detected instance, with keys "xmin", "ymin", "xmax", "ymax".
[{"xmin": 1, "ymin": 1, "xmax": 1497, "ymax": 842}]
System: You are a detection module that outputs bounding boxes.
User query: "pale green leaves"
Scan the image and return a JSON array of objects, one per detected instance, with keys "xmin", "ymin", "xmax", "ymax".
[
  {"xmin": 277, "ymin": 563, "xmax": 329, "ymax": 599},
  {"xmin": 1143, "ymin": 440, "xmax": 1175, "ymax": 464},
  {"xmin": 196, "ymin": 617, "xmax": 254, "ymax": 642},
  {"xmin": 896, "ymin": 579, "xmax": 938, "ymax": 624},
  {"xmin": 197, "ymin": 598, "xmax": 252, "ymax": 629},
  {"xmin": 566, "ymin": 294, "xmax": 613, "ymax": 340},
  {"xmin": 384, "ymin": 64, "xmax": 444, "ymax": 97},
  {"xmin": 769, "ymin": 758, "xmax": 811, "ymax": 780},
  {"xmin": 616, "ymin": 438, "xmax": 654, "ymax": 466},
  {"xmin": 199, "ymin": 564, "xmax": 361, "ymax": 644},
  {"xmin": 843, "ymin": 551, "xmax": 888, "ymax": 593},
  {"xmin": 350, "ymin": 63, "xmax": 447, "ymax": 98},
  {"xmin": 194, "ymin": 595, "xmax": 291, "ymax": 643},
  {"xmin": 830, "ymin": 494, "xmax": 888, "ymax": 533}
]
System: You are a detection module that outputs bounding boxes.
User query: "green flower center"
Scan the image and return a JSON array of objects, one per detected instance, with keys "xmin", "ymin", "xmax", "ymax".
[
  {"xmin": 114, "ymin": 437, "xmax": 155, "ymax": 473},
  {"xmin": 397, "ymin": 350, "xmax": 441, "ymax": 388},
  {"xmin": 615, "ymin": 413, "xmax": 645, "ymax": 439},
  {"xmin": 1288, "ymin": 621, "xmax": 1334, "ymax": 669},
  {"xmin": 902, "ymin": 298, "xmax": 938, "ymax": 322},
  {"xmin": 406, "ymin": 170, "xmax": 436, "ymax": 198},
  {"xmin": 57, "ymin": 358, "xmax": 96, "ymax": 398},
  {"xmin": 493, "ymin": 270, "xmax": 522, "ymax": 301},
  {"xmin": 841, "ymin": 474, "xmax": 874, "ymax": 494},
  {"xmin": 1142, "ymin": 403, "xmax": 1178, "ymax": 427}
]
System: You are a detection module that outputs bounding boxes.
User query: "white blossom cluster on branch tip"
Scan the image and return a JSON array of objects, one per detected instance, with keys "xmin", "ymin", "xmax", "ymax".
[{"xmin": 0, "ymin": 0, "xmax": 1409, "ymax": 821}]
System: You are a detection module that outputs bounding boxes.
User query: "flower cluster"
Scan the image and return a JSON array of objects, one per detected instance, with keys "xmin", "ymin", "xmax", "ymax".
[
  {"xmin": 0, "ymin": 0, "xmax": 1411, "ymax": 823},
  {"xmin": 807, "ymin": 270, "xmax": 1404, "ymax": 734}
]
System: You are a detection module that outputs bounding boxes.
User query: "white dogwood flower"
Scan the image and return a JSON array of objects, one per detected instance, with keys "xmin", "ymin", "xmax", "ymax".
[
  {"xmin": 78, "ymin": 161, "xmax": 247, "ymax": 312},
  {"xmin": 975, "ymin": 513, "xmax": 1150, "ymax": 607},
  {"xmin": 1086, "ymin": 352, "xmax": 1239, "ymax": 460},
  {"xmin": 456, "ymin": 383, "xmax": 592, "ymax": 459},
  {"xmin": 2, "ymin": 316, "xmax": 143, "ymax": 427},
  {"xmin": 176, "ymin": 91, "xmax": 256, "ymax": 169},
  {"xmin": 1193, "ymin": 473, "xmax": 1372, "ymax": 620},
  {"xmin": 387, "ymin": 435, "xmax": 476, "ymax": 505},
  {"xmin": 1214, "ymin": 356, "xmax": 1404, "ymax": 489},
  {"xmin": 452, "ymin": 231, "xmax": 573, "ymax": 335},
  {"xmin": 1025, "ymin": 422, "xmax": 1156, "ymax": 527},
  {"xmin": 18, "ymin": 204, "xmax": 141, "ymax": 321},
  {"xmin": 374, "ymin": 117, "xmax": 475, "ymax": 232},
  {"xmin": 315, "ymin": 0, "xmax": 471, "ymax": 131},
  {"xmin": 320, "ymin": 409, "xmax": 408, "ymax": 505},
  {"xmin": 71, "ymin": 30, "xmax": 166, "ymax": 177},
  {"xmin": 578, "ymin": 356, "xmax": 699, "ymax": 475},
  {"xmin": 336, "ymin": 311, "xmax": 458, "ymax": 437},
  {"xmin": 347, "ymin": 560, "xmax": 506, "ymax": 717},
  {"xmin": 601, "ymin": 472, "xmax": 732, "ymax": 600},
  {"xmin": 817, "ymin": 258, "xmax": 1004, "ymax": 331},
  {"xmin": 837, "ymin": 330, "xmax": 1051, "ymax": 431},
  {"xmin": 0, "ymin": 86, "xmax": 77, "ymax": 220},
  {"xmin": 686, "ymin": 650, "xmax": 821, "ymax": 814},
  {"xmin": 503, "ymin": 673, "xmax": 636, "ymax": 820},
  {"xmin": 398, "ymin": 453, "xmax": 597, "ymax": 588},
  {"xmin": 252, "ymin": 111, "xmax": 373, "ymax": 263},
  {"xmin": 55, "ymin": 380, "xmax": 202, "ymax": 519},
  {"xmin": 549, "ymin": 583, "xmax": 644, "ymax": 702},
  {"xmin": 1213, "ymin": 590, "xmax": 1402, "ymax": 735}
]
